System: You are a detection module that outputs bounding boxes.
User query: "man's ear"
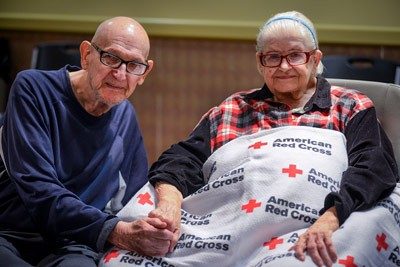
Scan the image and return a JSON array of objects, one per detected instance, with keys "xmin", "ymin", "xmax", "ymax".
[
  {"xmin": 137, "ymin": 59, "xmax": 154, "ymax": 85},
  {"xmin": 79, "ymin": 41, "xmax": 91, "ymax": 70}
]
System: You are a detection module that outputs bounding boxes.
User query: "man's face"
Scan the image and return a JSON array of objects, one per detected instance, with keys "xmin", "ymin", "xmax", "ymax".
[{"xmin": 84, "ymin": 41, "xmax": 153, "ymax": 108}]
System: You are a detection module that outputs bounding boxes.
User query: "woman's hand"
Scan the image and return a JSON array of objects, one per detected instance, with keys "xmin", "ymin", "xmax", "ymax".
[
  {"xmin": 148, "ymin": 182, "xmax": 183, "ymax": 253},
  {"xmin": 290, "ymin": 206, "xmax": 340, "ymax": 267}
]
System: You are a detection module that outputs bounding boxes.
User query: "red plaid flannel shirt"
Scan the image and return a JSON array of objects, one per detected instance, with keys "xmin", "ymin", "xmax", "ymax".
[{"xmin": 207, "ymin": 77, "xmax": 374, "ymax": 152}]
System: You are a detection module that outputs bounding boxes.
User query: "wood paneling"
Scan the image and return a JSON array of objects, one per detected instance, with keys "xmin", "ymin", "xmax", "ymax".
[{"xmin": 1, "ymin": 30, "xmax": 399, "ymax": 164}]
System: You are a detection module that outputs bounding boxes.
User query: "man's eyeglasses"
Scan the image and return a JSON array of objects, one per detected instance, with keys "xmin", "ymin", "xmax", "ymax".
[
  {"xmin": 259, "ymin": 50, "xmax": 316, "ymax": 68},
  {"xmin": 91, "ymin": 43, "xmax": 149, "ymax": 75}
]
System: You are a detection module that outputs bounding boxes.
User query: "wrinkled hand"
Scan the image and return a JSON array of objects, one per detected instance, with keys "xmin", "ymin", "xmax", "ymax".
[
  {"xmin": 108, "ymin": 218, "xmax": 175, "ymax": 256},
  {"xmin": 290, "ymin": 207, "xmax": 340, "ymax": 267},
  {"xmin": 148, "ymin": 201, "xmax": 181, "ymax": 252},
  {"xmin": 149, "ymin": 182, "xmax": 183, "ymax": 252}
]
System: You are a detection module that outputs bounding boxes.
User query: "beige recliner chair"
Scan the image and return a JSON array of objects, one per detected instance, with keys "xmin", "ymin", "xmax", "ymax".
[{"xmin": 328, "ymin": 78, "xmax": 400, "ymax": 172}]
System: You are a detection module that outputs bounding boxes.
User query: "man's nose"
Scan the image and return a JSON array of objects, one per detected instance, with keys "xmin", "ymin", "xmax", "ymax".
[{"xmin": 112, "ymin": 63, "xmax": 128, "ymax": 80}]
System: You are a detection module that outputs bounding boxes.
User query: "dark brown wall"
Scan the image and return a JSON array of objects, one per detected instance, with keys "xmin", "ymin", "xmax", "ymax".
[{"xmin": 1, "ymin": 30, "xmax": 400, "ymax": 165}]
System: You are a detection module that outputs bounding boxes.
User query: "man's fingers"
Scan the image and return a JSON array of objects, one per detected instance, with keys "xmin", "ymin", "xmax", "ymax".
[
  {"xmin": 112, "ymin": 220, "xmax": 174, "ymax": 257},
  {"xmin": 137, "ymin": 237, "xmax": 171, "ymax": 256}
]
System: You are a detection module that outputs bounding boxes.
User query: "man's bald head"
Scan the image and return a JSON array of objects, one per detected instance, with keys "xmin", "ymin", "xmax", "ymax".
[{"xmin": 91, "ymin": 16, "xmax": 150, "ymax": 57}]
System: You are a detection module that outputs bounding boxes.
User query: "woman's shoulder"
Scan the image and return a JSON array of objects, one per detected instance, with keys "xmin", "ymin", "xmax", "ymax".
[
  {"xmin": 219, "ymin": 87, "xmax": 265, "ymax": 107},
  {"xmin": 330, "ymin": 84, "xmax": 374, "ymax": 110},
  {"xmin": 204, "ymin": 87, "xmax": 267, "ymax": 120}
]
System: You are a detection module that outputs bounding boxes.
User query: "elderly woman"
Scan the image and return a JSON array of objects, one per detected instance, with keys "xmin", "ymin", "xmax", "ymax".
[{"xmin": 101, "ymin": 11, "xmax": 398, "ymax": 267}]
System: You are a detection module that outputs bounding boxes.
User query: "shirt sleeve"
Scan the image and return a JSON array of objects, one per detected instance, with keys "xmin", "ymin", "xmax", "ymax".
[
  {"xmin": 322, "ymin": 107, "xmax": 399, "ymax": 224},
  {"xmin": 148, "ymin": 118, "xmax": 212, "ymax": 197},
  {"xmin": 2, "ymin": 73, "xmax": 114, "ymax": 251}
]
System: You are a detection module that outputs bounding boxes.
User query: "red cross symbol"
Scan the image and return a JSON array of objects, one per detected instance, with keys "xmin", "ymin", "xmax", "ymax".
[
  {"xmin": 103, "ymin": 249, "xmax": 120, "ymax": 263},
  {"xmin": 338, "ymin": 255, "xmax": 357, "ymax": 267},
  {"xmin": 376, "ymin": 232, "xmax": 389, "ymax": 252},
  {"xmin": 137, "ymin": 192, "xmax": 154, "ymax": 205},
  {"xmin": 241, "ymin": 199, "xmax": 261, "ymax": 213},
  {"xmin": 248, "ymin": 141, "xmax": 268, "ymax": 149},
  {"xmin": 282, "ymin": 164, "xmax": 303, "ymax": 178},
  {"xmin": 263, "ymin": 237, "xmax": 284, "ymax": 250}
]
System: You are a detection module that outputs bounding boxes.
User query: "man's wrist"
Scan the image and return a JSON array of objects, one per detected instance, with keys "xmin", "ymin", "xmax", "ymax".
[
  {"xmin": 107, "ymin": 220, "xmax": 127, "ymax": 248},
  {"xmin": 98, "ymin": 216, "xmax": 120, "ymax": 252}
]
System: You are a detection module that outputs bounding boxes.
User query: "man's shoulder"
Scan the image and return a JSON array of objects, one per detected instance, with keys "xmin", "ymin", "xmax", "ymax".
[
  {"xmin": 13, "ymin": 69, "xmax": 39, "ymax": 86},
  {"xmin": 15, "ymin": 68, "xmax": 55, "ymax": 80},
  {"xmin": 12, "ymin": 68, "xmax": 67, "ymax": 97}
]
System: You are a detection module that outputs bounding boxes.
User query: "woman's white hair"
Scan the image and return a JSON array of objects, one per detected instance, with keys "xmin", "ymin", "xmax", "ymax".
[{"xmin": 256, "ymin": 11, "xmax": 323, "ymax": 75}]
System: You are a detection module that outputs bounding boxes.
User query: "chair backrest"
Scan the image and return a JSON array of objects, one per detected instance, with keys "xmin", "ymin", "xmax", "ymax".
[
  {"xmin": 328, "ymin": 78, "xmax": 400, "ymax": 171},
  {"xmin": 31, "ymin": 42, "xmax": 81, "ymax": 70},
  {"xmin": 323, "ymin": 55, "xmax": 399, "ymax": 84}
]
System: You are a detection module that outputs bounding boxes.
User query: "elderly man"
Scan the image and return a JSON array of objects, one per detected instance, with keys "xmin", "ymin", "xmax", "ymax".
[{"xmin": 0, "ymin": 17, "xmax": 182, "ymax": 266}]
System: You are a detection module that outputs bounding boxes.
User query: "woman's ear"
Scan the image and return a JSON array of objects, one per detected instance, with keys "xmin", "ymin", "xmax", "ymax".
[
  {"xmin": 313, "ymin": 49, "xmax": 323, "ymax": 67},
  {"xmin": 255, "ymin": 52, "xmax": 264, "ymax": 75},
  {"xmin": 79, "ymin": 41, "xmax": 91, "ymax": 70}
]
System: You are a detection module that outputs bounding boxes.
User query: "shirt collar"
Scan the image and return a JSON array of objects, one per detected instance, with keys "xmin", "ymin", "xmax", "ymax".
[{"xmin": 249, "ymin": 75, "xmax": 332, "ymax": 110}]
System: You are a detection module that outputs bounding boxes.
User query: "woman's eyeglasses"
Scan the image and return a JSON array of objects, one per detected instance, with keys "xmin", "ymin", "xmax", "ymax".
[{"xmin": 259, "ymin": 50, "xmax": 316, "ymax": 68}]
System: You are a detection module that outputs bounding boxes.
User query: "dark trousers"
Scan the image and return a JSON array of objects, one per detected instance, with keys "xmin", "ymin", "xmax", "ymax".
[{"xmin": 0, "ymin": 231, "xmax": 99, "ymax": 267}]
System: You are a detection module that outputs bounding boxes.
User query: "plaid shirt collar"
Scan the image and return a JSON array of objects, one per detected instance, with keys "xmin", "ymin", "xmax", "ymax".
[{"xmin": 245, "ymin": 75, "xmax": 332, "ymax": 112}]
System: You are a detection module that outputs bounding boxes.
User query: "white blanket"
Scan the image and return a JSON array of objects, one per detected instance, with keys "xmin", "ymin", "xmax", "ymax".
[{"xmin": 99, "ymin": 126, "xmax": 400, "ymax": 267}]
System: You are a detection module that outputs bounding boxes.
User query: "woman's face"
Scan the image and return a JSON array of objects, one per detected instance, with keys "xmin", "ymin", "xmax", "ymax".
[{"xmin": 257, "ymin": 37, "xmax": 322, "ymax": 96}]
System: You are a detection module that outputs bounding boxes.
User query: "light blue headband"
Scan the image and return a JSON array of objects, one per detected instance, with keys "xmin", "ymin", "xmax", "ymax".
[{"xmin": 265, "ymin": 16, "xmax": 317, "ymax": 47}]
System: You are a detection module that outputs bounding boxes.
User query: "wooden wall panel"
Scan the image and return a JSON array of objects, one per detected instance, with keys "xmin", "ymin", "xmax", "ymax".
[
  {"xmin": 1, "ymin": 30, "xmax": 399, "ymax": 164},
  {"xmin": 132, "ymin": 37, "xmax": 263, "ymax": 163}
]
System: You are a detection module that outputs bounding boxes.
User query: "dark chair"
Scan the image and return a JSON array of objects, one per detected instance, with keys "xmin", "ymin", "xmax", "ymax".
[
  {"xmin": 323, "ymin": 55, "xmax": 400, "ymax": 84},
  {"xmin": 31, "ymin": 42, "xmax": 81, "ymax": 70},
  {"xmin": 0, "ymin": 38, "xmax": 11, "ymax": 111}
]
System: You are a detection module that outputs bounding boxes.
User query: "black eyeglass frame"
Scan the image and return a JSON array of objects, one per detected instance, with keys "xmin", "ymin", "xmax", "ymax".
[
  {"xmin": 91, "ymin": 43, "xmax": 149, "ymax": 75},
  {"xmin": 259, "ymin": 49, "xmax": 317, "ymax": 68}
]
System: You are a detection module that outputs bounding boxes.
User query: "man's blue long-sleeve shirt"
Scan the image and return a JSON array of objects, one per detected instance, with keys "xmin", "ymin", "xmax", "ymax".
[{"xmin": 0, "ymin": 66, "xmax": 148, "ymax": 251}]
